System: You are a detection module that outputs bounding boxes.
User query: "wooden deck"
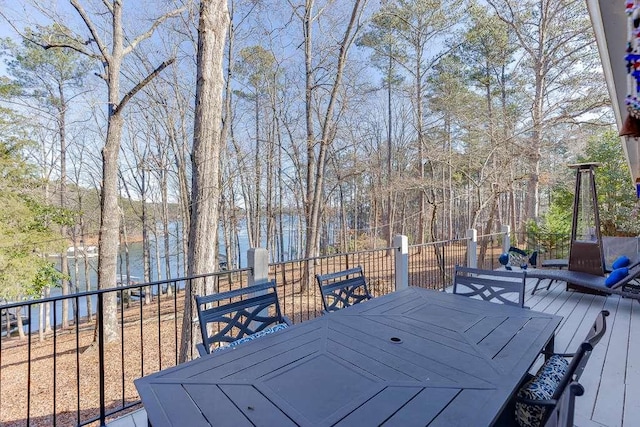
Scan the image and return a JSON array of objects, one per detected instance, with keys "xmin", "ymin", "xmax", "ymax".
[{"xmin": 524, "ymin": 276, "xmax": 639, "ymax": 427}]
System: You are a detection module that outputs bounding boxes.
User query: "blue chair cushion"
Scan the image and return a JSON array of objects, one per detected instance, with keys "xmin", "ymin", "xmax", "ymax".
[
  {"xmin": 605, "ymin": 267, "xmax": 629, "ymax": 288},
  {"xmin": 215, "ymin": 323, "xmax": 289, "ymax": 352},
  {"xmin": 612, "ymin": 255, "xmax": 631, "ymax": 269},
  {"xmin": 515, "ymin": 355, "xmax": 569, "ymax": 427}
]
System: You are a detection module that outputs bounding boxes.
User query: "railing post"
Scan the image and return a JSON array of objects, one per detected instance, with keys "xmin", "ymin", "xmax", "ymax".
[
  {"xmin": 502, "ymin": 225, "xmax": 511, "ymax": 254},
  {"xmin": 97, "ymin": 293, "xmax": 106, "ymax": 426},
  {"xmin": 394, "ymin": 235, "xmax": 409, "ymax": 290},
  {"xmin": 248, "ymin": 248, "xmax": 270, "ymax": 327},
  {"xmin": 248, "ymin": 248, "xmax": 269, "ymax": 286},
  {"xmin": 467, "ymin": 229, "xmax": 478, "ymax": 268}
]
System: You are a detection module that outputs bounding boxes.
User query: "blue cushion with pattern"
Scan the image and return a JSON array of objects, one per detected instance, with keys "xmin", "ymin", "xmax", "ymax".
[
  {"xmin": 536, "ymin": 355, "xmax": 569, "ymax": 384},
  {"xmin": 515, "ymin": 355, "xmax": 569, "ymax": 427},
  {"xmin": 215, "ymin": 323, "xmax": 289, "ymax": 352}
]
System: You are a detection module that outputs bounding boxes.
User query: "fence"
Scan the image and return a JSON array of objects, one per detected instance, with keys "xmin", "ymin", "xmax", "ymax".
[
  {"xmin": 0, "ymin": 271, "xmax": 247, "ymax": 427},
  {"xmin": 511, "ymin": 230, "xmax": 572, "ymax": 262},
  {"xmin": 269, "ymin": 246, "xmax": 396, "ymax": 323},
  {"xmin": 0, "ymin": 230, "xmax": 517, "ymax": 426},
  {"xmin": 407, "ymin": 238, "xmax": 468, "ymax": 290}
]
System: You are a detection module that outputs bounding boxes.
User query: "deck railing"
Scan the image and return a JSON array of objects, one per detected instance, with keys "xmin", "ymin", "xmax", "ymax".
[
  {"xmin": 0, "ymin": 229, "xmax": 546, "ymax": 426},
  {"xmin": 408, "ymin": 238, "xmax": 468, "ymax": 290},
  {"xmin": 511, "ymin": 231, "xmax": 572, "ymax": 262},
  {"xmin": 269, "ymin": 247, "xmax": 397, "ymax": 323},
  {"xmin": 0, "ymin": 270, "xmax": 256, "ymax": 426}
]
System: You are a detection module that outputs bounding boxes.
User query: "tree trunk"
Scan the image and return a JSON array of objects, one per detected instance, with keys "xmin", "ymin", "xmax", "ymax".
[
  {"xmin": 97, "ymin": 107, "xmax": 123, "ymax": 342},
  {"xmin": 303, "ymin": 0, "xmax": 316, "ymax": 262},
  {"xmin": 161, "ymin": 168, "xmax": 173, "ymax": 295},
  {"xmin": 59, "ymin": 86, "xmax": 70, "ymax": 329},
  {"xmin": 179, "ymin": 0, "xmax": 229, "ymax": 362}
]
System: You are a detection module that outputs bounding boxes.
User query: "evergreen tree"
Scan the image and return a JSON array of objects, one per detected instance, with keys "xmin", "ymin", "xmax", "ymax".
[{"xmin": 0, "ymin": 98, "xmax": 66, "ymax": 304}]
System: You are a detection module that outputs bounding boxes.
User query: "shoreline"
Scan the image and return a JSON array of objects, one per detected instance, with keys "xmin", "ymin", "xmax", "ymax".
[{"xmin": 66, "ymin": 233, "xmax": 145, "ymax": 247}]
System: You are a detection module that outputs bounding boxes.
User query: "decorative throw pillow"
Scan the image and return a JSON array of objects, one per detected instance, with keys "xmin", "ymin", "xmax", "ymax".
[
  {"xmin": 536, "ymin": 355, "xmax": 569, "ymax": 384},
  {"xmin": 605, "ymin": 267, "xmax": 629, "ymax": 288},
  {"xmin": 515, "ymin": 356, "xmax": 568, "ymax": 427},
  {"xmin": 499, "ymin": 253, "xmax": 509, "ymax": 266},
  {"xmin": 515, "ymin": 376, "xmax": 555, "ymax": 427},
  {"xmin": 215, "ymin": 323, "xmax": 289, "ymax": 352},
  {"xmin": 612, "ymin": 255, "xmax": 631, "ymax": 269}
]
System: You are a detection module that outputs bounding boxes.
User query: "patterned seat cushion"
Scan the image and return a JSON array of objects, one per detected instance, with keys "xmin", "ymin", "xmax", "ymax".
[
  {"xmin": 515, "ymin": 355, "xmax": 569, "ymax": 427},
  {"xmin": 215, "ymin": 323, "xmax": 289, "ymax": 352},
  {"xmin": 536, "ymin": 355, "xmax": 569, "ymax": 384}
]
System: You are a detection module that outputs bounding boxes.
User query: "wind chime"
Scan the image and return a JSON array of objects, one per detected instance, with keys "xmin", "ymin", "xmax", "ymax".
[
  {"xmin": 622, "ymin": 0, "xmax": 640, "ymax": 136},
  {"xmin": 622, "ymin": 2, "xmax": 640, "ymax": 198}
]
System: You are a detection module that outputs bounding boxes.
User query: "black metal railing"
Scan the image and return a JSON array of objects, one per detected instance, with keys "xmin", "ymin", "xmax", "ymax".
[
  {"xmin": 512, "ymin": 231, "xmax": 571, "ymax": 263},
  {"xmin": 477, "ymin": 232, "xmax": 505, "ymax": 270},
  {"xmin": 269, "ymin": 247, "xmax": 396, "ymax": 323},
  {"xmin": 0, "ymin": 270, "xmax": 249, "ymax": 427},
  {"xmin": 408, "ymin": 238, "xmax": 468, "ymax": 290}
]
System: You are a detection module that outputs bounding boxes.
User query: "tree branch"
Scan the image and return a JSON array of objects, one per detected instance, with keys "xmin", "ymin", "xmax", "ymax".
[
  {"xmin": 0, "ymin": 10, "xmax": 98, "ymax": 59},
  {"xmin": 102, "ymin": 0, "xmax": 114, "ymax": 14},
  {"xmin": 114, "ymin": 58, "xmax": 175, "ymax": 115},
  {"xmin": 70, "ymin": 0, "xmax": 110, "ymax": 62},
  {"xmin": 122, "ymin": 6, "xmax": 187, "ymax": 56}
]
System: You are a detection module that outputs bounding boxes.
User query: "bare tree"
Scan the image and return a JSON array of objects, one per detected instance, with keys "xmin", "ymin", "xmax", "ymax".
[
  {"xmin": 487, "ymin": 0, "xmax": 607, "ymax": 224},
  {"xmin": 36, "ymin": 0, "xmax": 186, "ymax": 342},
  {"xmin": 290, "ymin": 0, "xmax": 369, "ymax": 262},
  {"xmin": 179, "ymin": 0, "xmax": 229, "ymax": 362}
]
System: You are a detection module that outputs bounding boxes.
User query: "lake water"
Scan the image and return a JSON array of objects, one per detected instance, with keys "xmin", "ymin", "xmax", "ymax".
[{"xmin": 3, "ymin": 219, "xmax": 306, "ymax": 334}]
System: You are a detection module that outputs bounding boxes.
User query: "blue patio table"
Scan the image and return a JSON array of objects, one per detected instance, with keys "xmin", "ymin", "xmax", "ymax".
[{"xmin": 134, "ymin": 287, "xmax": 561, "ymax": 427}]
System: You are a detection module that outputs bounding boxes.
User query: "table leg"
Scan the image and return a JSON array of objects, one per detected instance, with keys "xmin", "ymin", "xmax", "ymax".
[{"xmin": 544, "ymin": 334, "xmax": 555, "ymax": 362}]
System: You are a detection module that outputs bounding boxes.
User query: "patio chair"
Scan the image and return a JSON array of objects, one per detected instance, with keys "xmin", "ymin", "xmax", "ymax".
[
  {"xmin": 195, "ymin": 280, "xmax": 291, "ymax": 356},
  {"xmin": 514, "ymin": 310, "xmax": 609, "ymax": 427},
  {"xmin": 528, "ymin": 263, "xmax": 640, "ymax": 298},
  {"xmin": 315, "ymin": 266, "xmax": 372, "ymax": 313},
  {"xmin": 453, "ymin": 266, "xmax": 527, "ymax": 308},
  {"xmin": 542, "ymin": 381, "xmax": 584, "ymax": 427}
]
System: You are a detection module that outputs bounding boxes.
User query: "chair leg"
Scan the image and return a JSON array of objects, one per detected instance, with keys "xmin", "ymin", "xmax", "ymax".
[{"xmin": 531, "ymin": 279, "xmax": 543, "ymax": 295}]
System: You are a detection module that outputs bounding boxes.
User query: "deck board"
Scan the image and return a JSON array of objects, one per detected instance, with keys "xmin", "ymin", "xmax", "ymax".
[
  {"xmin": 623, "ymin": 300, "xmax": 640, "ymax": 425},
  {"xmin": 522, "ymin": 277, "xmax": 640, "ymax": 427}
]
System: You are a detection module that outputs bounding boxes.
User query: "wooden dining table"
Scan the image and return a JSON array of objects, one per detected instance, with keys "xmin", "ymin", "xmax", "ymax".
[{"xmin": 135, "ymin": 286, "xmax": 561, "ymax": 426}]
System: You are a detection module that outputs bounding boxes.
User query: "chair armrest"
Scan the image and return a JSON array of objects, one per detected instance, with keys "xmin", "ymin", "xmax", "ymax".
[
  {"xmin": 282, "ymin": 315, "xmax": 293, "ymax": 326},
  {"xmin": 540, "ymin": 351, "xmax": 574, "ymax": 358},
  {"xmin": 196, "ymin": 343, "xmax": 209, "ymax": 357}
]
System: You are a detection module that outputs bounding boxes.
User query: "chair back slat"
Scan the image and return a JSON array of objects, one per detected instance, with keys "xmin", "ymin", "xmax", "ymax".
[
  {"xmin": 544, "ymin": 382, "xmax": 585, "ymax": 427},
  {"xmin": 453, "ymin": 266, "xmax": 526, "ymax": 308},
  {"xmin": 556, "ymin": 310, "xmax": 609, "ymax": 390},
  {"xmin": 195, "ymin": 280, "xmax": 287, "ymax": 354},
  {"xmin": 316, "ymin": 266, "xmax": 372, "ymax": 313}
]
